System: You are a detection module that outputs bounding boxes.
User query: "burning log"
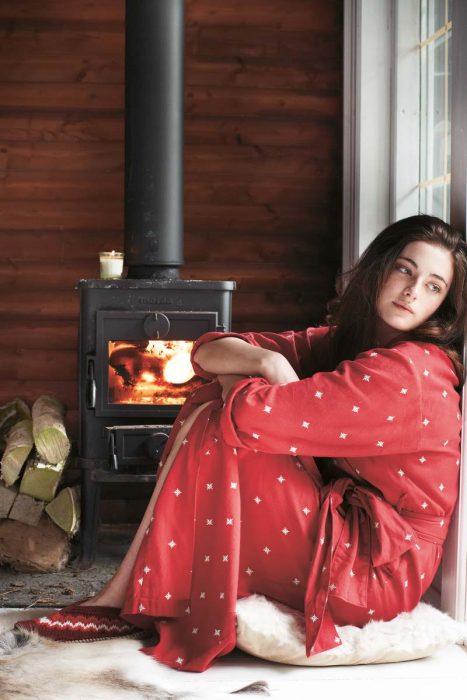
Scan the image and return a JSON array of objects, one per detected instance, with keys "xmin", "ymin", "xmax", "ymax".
[
  {"xmin": 19, "ymin": 450, "xmax": 67, "ymax": 503},
  {"xmin": 45, "ymin": 486, "xmax": 80, "ymax": 536},
  {"xmin": 0, "ymin": 418, "xmax": 34, "ymax": 487},
  {"xmin": 0, "ymin": 515, "xmax": 70, "ymax": 573},
  {"xmin": 32, "ymin": 395, "xmax": 70, "ymax": 464}
]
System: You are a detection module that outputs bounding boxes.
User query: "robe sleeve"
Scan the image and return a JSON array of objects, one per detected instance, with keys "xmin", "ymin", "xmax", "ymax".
[
  {"xmin": 190, "ymin": 326, "xmax": 332, "ymax": 380},
  {"xmin": 218, "ymin": 343, "xmax": 424, "ymax": 457}
]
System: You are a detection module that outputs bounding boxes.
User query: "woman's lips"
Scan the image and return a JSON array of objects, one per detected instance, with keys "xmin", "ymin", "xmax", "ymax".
[{"xmin": 393, "ymin": 301, "xmax": 414, "ymax": 314}]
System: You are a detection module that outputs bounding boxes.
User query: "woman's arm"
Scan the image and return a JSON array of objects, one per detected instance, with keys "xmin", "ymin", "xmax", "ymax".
[{"xmin": 193, "ymin": 337, "xmax": 300, "ymax": 385}]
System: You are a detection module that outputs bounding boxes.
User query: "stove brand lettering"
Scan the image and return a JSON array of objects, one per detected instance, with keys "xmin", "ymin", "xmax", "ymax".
[{"xmin": 137, "ymin": 296, "xmax": 183, "ymax": 307}]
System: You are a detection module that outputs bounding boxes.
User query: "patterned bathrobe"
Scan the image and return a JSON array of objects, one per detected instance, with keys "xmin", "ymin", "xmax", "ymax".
[{"xmin": 121, "ymin": 326, "xmax": 461, "ymax": 672}]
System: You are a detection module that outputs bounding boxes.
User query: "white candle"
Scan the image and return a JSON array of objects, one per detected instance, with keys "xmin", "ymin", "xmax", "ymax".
[{"xmin": 99, "ymin": 251, "xmax": 124, "ymax": 279}]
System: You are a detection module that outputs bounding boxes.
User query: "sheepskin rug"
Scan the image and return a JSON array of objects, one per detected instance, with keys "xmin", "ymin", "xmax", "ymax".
[{"xmin": 0, "ymin": 609, "xmax": 268, "ymax": 700}]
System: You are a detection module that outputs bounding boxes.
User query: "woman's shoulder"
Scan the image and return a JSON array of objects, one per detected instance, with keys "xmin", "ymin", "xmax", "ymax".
[{"xmin": 371, "ymin": 339, "xmax": 459, "ymax": 387}]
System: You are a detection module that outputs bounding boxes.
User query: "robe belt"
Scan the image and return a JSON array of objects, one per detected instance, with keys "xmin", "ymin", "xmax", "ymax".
[{"xmin": 303, "ymin": 477, "xmax": 449, "ymax": 657}]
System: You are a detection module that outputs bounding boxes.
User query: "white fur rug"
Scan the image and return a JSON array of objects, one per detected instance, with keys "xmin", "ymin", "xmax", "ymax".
[{"xmin": 0, "ymin": 609, "xmax": 268, "ymax": 700}]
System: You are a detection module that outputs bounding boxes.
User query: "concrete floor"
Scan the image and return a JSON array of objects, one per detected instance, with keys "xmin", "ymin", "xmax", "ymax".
[{"xmin": 0, "ymin": 524, "xmax": 135, "ymax": 608}]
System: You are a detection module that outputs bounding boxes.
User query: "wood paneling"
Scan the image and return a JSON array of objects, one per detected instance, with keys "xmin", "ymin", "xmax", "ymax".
[{"xmin": 0, "ymin": 0, "xmax": 343, "ymax": 445}]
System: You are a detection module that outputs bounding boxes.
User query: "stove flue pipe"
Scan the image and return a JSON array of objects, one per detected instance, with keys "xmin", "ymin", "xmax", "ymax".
[{"xmin": 124, "ymin": 0, "xmax": 184, "ymax": 279}]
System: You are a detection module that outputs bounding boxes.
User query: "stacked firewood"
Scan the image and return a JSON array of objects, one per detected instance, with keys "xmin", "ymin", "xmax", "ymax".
[{"xmin": 0, "ymin": 396, "xmax": 79, "ymax": 572}]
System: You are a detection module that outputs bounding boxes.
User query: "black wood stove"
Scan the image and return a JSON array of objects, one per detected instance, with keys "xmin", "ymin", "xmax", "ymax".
[{"xmin": 76, "ymin": 0, "xmax": 235, "ymax": 567}]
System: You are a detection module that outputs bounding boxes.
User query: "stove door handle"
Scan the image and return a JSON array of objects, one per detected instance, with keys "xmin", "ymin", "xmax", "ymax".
[
  {"xmin": 86, "ymin": 358, "xmax": 96, "ymax": 409},
  {"xmin": 143, "ymin": 312, "xmax": 171, "ymax": 339}
]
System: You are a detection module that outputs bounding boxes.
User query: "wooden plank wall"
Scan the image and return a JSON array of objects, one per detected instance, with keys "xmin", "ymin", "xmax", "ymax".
[{"xmin": 0, "ymin": 0, "xmax": 343, "ymax": 444}]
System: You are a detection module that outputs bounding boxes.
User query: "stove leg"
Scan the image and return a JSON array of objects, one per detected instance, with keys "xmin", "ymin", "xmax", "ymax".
[{"xmin": 76, "ymin": 470, "xmax": 101, "ymax": 570}]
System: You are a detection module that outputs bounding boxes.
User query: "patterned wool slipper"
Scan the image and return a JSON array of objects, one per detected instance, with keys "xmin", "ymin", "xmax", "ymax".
[{"xmin": 14, "ymin": 601, "xmax": 147, "ymax": 643}]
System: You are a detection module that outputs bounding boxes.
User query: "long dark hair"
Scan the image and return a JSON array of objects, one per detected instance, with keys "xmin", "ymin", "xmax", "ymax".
[{"xmin": 325, "ymin": 215, "xmax": 467, "ymax": 385}]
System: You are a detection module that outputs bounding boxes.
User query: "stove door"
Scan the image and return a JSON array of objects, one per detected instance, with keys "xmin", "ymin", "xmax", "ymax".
[{"xmin": 92, "ymin": 310, "xmax": 219, "ymax": 418}]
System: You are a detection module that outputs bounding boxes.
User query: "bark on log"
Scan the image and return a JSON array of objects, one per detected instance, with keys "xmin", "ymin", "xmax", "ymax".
[
  {"xmin": 32, "ymin": 395, "xmax": 70, "ymax": 464},
  {"xmin": 0, "ymin": 514, "xmax": 70, "ymax": 572},
  {"xmin": 0, "ymin": 418, "xmax": 34, "ymax": 486}
]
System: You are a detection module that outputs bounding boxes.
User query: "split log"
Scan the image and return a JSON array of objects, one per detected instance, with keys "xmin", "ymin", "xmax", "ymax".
[
  {"xmin": 0, "ymin": 418, "xmax": 34, "ymax": 486},
  {"xmin": 0, "ymin": 398, "xmax": 30, "ymax": 451},
  {"xmin": 32, "ymin": 395, "xmax": 70, "ymax": 464},
  {"xmin": 8, "ymin": 492, "xmax": 44, "ymax": 526},
  {"xmin": 0, "ymin": 482, "xmax": 17, "ymax": 518},
  {"xmin": 0, "ymin": 514, "xmax": 70, "ymax": 572},
  {"xmin": 19, "ymin": 450, "xmax": 67, "ymax": 503},
  {"xmin": 45, "ymin": 486, "xmax": 80, "ymax": 536}
]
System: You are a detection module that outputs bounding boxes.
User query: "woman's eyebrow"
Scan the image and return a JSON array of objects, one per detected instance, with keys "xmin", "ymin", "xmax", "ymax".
[{"xmin": 398, "ymin": 256, "xmax": 448, "ymax": 287}]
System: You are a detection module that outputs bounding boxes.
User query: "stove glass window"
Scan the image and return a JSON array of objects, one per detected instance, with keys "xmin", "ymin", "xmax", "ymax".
[{"xmin": 108, "ymin": 340, "xmax": 203, "ymax": 405}]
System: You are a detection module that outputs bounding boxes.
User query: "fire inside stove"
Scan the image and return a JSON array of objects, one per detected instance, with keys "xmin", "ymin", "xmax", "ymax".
[{"xmin": 108, "ymin": 340, "xmax": 204, "ymax": 405}]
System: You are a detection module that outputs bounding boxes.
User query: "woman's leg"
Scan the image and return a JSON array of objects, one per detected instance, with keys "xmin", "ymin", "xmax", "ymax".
[{"xmin": 81, "ymin": 401, "xmax": 214, "ymax": 608}]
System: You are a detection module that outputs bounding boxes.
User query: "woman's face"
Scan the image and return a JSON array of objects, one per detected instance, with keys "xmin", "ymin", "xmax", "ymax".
[{"xmin": 375, "ymin": 240, "xmax": 454, "ymax": 345}]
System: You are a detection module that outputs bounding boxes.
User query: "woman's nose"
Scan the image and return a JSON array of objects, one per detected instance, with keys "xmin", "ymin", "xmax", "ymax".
[{"xmin": 404, "ymin": 284, "xmax": 417, "ymax": 299}]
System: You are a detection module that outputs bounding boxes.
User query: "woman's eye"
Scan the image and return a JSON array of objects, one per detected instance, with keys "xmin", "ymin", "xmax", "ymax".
[
  {"xmin": 396, "ymin": 265, "xmax": 410, "ymax": 274},
  {"xmin": 428, "ymin": 283, "xmax": 441, "ymax": 293}
]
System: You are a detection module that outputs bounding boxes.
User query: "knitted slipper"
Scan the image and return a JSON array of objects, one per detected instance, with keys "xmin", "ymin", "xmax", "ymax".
[{"xmin": 14, "ymin": 600, "xmax": 147, "ymax": 643}]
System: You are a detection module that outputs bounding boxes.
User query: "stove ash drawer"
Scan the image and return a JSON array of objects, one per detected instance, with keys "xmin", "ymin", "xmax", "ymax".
[{"xmin": 106, "ymin": 425, "xmax": 171, "ymax": 472}]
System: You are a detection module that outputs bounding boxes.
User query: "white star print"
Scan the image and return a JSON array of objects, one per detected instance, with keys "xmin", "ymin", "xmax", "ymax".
[
  {"xmin": 200, "ymin": 592, "xmax": 206, "ymax": 598},
  {"xmin": 233, "ymin": 448, "xmax": 237, "ymax": 455},
  {"xmin": 173, "ymin": 488, "xmax": 182, "ymax": 496},
  {"xmin": 292, "ymin": 578, "xmax": 300, "ymax": 586},
  {"xmin": 219, "ymin": 592, "xmax": 225, "ymax": 599},
  {"xmin": 204, "ymin": 555, "xmax": 210, "ymax": 562},
  {"xmin": 302, "ymin": 420, "xmax": 310, "ymax": 428},
  {"xmin": 424, "ymin": 349, "xmax": 430, "ymax": 354},
  {"xmin": 289, "ymin": 446, "xmax": 298, "ymax": 453},
  {"xmin": 206, "ymin": 519, "xmax": 213, "ymax": 525},
  {"xmin": 254, "ymin": 496, "xmax": 262, "ymax": 504},
  {"xmin": 282, "ymin": 528, "xmax": 290, "ymax": 535},
  {"xmin": 182, "ymin": 439, "xmax": 188, "ymax": 446},
  {"xmin": 387, "ymin": 416, "xmax": 395, "ymax": 421},
  {"xmin": 421, "ymin": 502, "xmax": 428, "ymax": 509},
  {"xmin": 322, "ymin": 565, "xmax": 327, "ymax": 572},
  {"xmin": 404, "ymin": 533, "xmax": 413, "ymax": 541},
  {"xmin": 245, "ymin": 567, "xmax": 254, "ymax": 576},
  {"xmin": 214, "ymin": 629, "xmax": 221, "ymax": 636},
  {"xmin": 339, "ymin": 432, "xmax": 348, "ymax": 439},
  {"xmin": 168, "ymin": 540, "xmax": 176, "ymax": 548},
  {"xmin": 263, "ymin": 546, "xmax": 271, "ymax": 555},
  {"xmin": 368, "ymin": 609, "xmax": 375, "ymax": 615},
  {"xmin": 422, "ymin": 418, "xmax": 430, "ymax": 426},
  {"xmin": 400, "ymin": 388, "xmax": 408, "ymax": 395},
  {"xmin": 329, "ymin": 583, "xmax": 336, "ymax": 591},
  {"xmin": 344, "ymin": 542, "xmax": 351, "ymax": 548},
  {"xmin": 419, "ymin": 456, "xmax": 426, "ymax": 464},
  {"xmin": 376, "ymin": 441, "xmax": 384, "ymax": 447},
  {"xmin": 398, "ymin": 469, "xmax": 405, "ymax": 477},
  {"xmin": 302, "ymin": 506, "xmax": 311, "ymax": 515},
  {"xmin": 440, "ymin": 520, "xmax": 445, "ymax": 527},
  {"xmin": 420, "ymin": 573, "xmax": 425, "ymax": 580},
  {"xmin": 165, "ymin": 592, "xmax": 172, "ymax": 600},
  {"xmin": 314, "ymin": 391, "xmax": 323, "ymax": 399},
  {"xmin": 320, "ymin": 537, "xmax": 325, "ymax": 545},
  {"xmin": 277, "ymin": 475, "xmax": 286, "ymax": 483},
  {"xmin": 423, "ymin": 369, "xmax": 430, "ymax": 377},
  {"xmin": 404, "ymin": 580, "xmax": 408, "ymax": 587},
  {"xmin": 310, "ymin": 614, "xmax": 319, "ymax": 623},
  {"xmin": 252, "ymin": 433, "xmax": 260, "ymax": 440},
  {"xmin": 374, "ymin": 521, "xmax": 380, "ymax": 528},
  {"xmin": 439, "ymin": 483, "xmax": 445, "ymax": 491},
  {"xmin": 139, "ymin": 603, "xmax": 145, "ymax": 612},
  {"xmin": 176, "ymin": 657, "xmax": 184, "ymax": 665},
  {"xmin": 205, "ymin": 449, "xmax": 211, "ymax": 455},
  {"xmin": 442, "ymin": 440, "xmax": 449, "ymax": 447},
  {"xmin": 442, "ymin": 390, "xmax": 448, "ymax": 398},
  {"xmin": 352, "ymin": 405, "xmax": 360, "ymax": 413},
  {"xmin": 362, "ymin": 374, "xmax": 371, "ymax": 382},
  {"xmin": 264, "ymin": 405, "xmax": 272, "ymax": 413},
  {"xmin": 223, "ymin": 554, "xmax": 229, "ymax": 562},
  {"xmin": 206, "ymin": 483, "xmax": 213, "ymax": 490},
  {"xmin": 185, "ymin": 606, "xmax": 191, "ymax": 614},
  {"xmin": 350, "ymin": 570, "xmax": 355, "ymax": 577},
  {"xmin": 230, "ymin": 482, "xmax": 237, "ymax": 489},
  {"xmin": 138, "ymin": 578, "xmax": 143, "ymax": 585},
  {"xmin": 192, "ymin": 627, "xmax": 198, "ymax": 634},
  {"xmin": 144, "ymin": 566, "xmax": 151, "ymax": 574},
  {"xmin": 226, "ymin": 518, "xmax": 233, "ymax": 525}
]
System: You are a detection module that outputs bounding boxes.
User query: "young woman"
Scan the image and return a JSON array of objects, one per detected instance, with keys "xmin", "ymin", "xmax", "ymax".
[{"xmin": 17, "ymin": 215, "xmax": 467, "ymax": 673}]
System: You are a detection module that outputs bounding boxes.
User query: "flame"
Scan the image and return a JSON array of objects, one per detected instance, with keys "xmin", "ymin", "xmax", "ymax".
[{"xmin": 108, "ymin": 340, "xmax": 203, "ymax": 405}]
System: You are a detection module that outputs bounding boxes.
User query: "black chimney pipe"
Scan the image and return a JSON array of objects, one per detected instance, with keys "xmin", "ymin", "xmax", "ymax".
[{"xmin": 124, "ymin": 0, "xmax": 184, "ymax": 279}]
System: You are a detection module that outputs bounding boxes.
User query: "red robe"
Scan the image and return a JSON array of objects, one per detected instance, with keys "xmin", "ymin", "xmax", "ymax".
[{"xmin": 121, "ymin": 326, "xmax": 461, "ymax": 672}]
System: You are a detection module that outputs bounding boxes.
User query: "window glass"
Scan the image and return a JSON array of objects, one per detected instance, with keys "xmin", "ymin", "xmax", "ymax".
[{"xmin": 419, "ymin": 0, "xmax": 451, "ymax": 221}]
